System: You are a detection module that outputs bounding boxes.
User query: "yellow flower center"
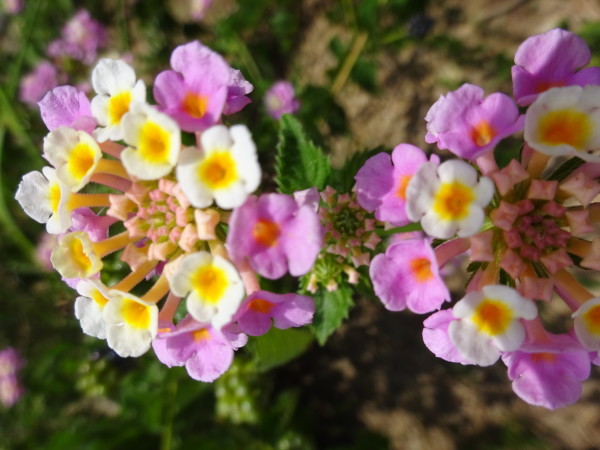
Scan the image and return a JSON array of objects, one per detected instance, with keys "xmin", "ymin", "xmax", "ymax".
[
  {"xmin": 253, "ymin": 219, "xmax": 280, "ymax": 247},
  {"xmin": 91, "ymin": 289, "xmax": 109, "ymax": 308},
  {"xmin": 121, "ymin": 297, "xmax": 150, "ymax": 329},
  {"xmin": 68, "ymin": 142, "xmax": 97, "ymax": 181},
  {"xmin": 138, "ymin": 122, "xmax": 171, "ymax": 163},
  {"xmin": 433, "ymin": 181, "xmax": 474, "ymax": 220},
  {"xmin": 182, "ymin": 92, "xmax": 208, "ymax": 119},
  {"xmin": 198, "ymin": 152, "xmax": 238, "ymax": 189},
  {"xmin": 248, "ymin": 298, "xmax": 275, "ymax": 314},
  {"xmin": 410, "ymin": 257, "xmax": 433, "ymax": 283},
  {"xmin": 472, "ymin": 299, "xmax": 513, "ymax": 336},
  {"xmin": 192, "ymin": 265, "xmax": 228, "ymax": 304},
  {"xmin": 583, "ymin": 304, "xmax": 600, "ymax": 335},
  {"xmin": 470, "ymin": 120, "xmax": 497, "ymax": 147},
  {"xmin": 69, "ymin": 237, "xmax": 93, "ymax": 274},
  {"xmin": 191, "ymin": 328, "xmax": 212, "ymax": 342},
  {"xmin": 108, "ymin": 91, "xmax": 132, "ymax": 125},
  {"xmin": 538, "ymin": 108, "xmax": 592, "ymax": 150},
  {"xmin": 396, "ymin": 175, "xmax": 412, "ymax": 200},
  {"xmin": 48, "ymin": 182, "xmax": 61, "ymax": 214}
]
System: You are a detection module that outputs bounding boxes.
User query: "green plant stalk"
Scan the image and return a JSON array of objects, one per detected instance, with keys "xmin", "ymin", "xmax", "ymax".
[
  {"xmin": 119, "ymin": 0, "xmax": 130, "ymax": 52},
  {"xmin": 160, "ymin": 371, "xmax": 179, "ymax": 450},
  {"xmin": 232, "ymin": 35, "xmax": 262, "ymax": 86},
  {"xmin": 376, "ymin": 222, "xmax": 423, "ymax": 237},
  {"xmin": 7, "ymin": 0, "xmax": 43, "ymax": 96},
  {"xmin": 331, "ymin": 31, "xmax": 369, "ymax": 95},
  {"xmin": 0, "ymin": 86, "xmax": 42, "ymax": 161},
  {"xmin": 0, "ymin": 127, "xmax": 36, "ymax": 257},
  {"xmin": 0, "ymin": 0, "xmax": 44, "ymax": 260}
]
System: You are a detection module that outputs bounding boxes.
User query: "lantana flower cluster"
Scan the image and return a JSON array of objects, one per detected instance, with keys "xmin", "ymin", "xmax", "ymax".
[
  {"xmin": 0, "ymin": 347, "xmax": 24, "ymax": 407},
  {"xmin": 16, "ymin": 41, "xmax": 322, "ymax": 382},
  {"xmin": 356, "ymin": 28, "xmax": 600, "ymax": 409}
]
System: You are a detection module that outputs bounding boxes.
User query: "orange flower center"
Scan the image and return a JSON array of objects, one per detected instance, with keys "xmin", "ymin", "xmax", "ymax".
[
  {"xmin": 253, "ymin": 219, "xmax": 280, "ymax": 247},
  {"xmin": 470, "ymin": 120, "xmax": 497, "ymax": 147},
  {"xmin": 182, "ymin": 92, "xmax": 208, "ymax": 119},
  {"xmin": 410, "ymin": 257, "xmax": 433, "ymax": 282},
  {"xmin": 472, "ymin": 299, "xmax": 513, "ymax": 336},
  {"xmin": 248, "ymin": 298, "xmax": 275, "ymax": 314}
]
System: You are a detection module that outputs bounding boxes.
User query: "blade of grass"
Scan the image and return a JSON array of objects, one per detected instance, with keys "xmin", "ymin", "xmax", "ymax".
[
  {"xmin": 7, "ymin": 0, "xmax": 44, "ymax": 96},
  {"xmin": 0, "ymin": 127, "xmax": 36, "ymax": 257},
  {"xmin": 0, "ymin": 0, "xmax": 44, "ymax": 259}
]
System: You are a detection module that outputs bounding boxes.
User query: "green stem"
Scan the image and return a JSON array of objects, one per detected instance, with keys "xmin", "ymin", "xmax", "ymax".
[
  {"xmin": 0, "ymin": 127, "xmax": 36, "ymax": 258},
  {"xmin": 0, "ymin": 0, "xmax": 43, "ymax": 260},
  {"xmin": 119, "ymin": 0, "xmax": 130, "ymax": 52},
  {"xmin": 375, "ymin": 222, "xmax": 423, "ymax": 237},
  {"xmin": 330, "ymin": 31, "xmax": 368, "ymax": 95},
  {"xmin": 8, "ymin": 0, "xmax": 43, "ymax": 96},
  {"xmin": 160, "ymin": 371, "xmax": 179, "ymax": 450},
  {"xmin": 0, "ymin": 86, "xmax": 41, "ymax": 161},
  {"xmin": 232, "ymin": 36, "xmax": 262, "ymax": 85}
]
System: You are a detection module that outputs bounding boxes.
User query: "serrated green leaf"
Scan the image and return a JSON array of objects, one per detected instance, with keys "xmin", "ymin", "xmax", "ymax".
[
  {"xmin": 275, "ymin": 114, "xmax": 332, "ymax": 194},
  {"xmin": 311, "ymin": 286, "xmax": 354, "ymax": 345},
  {"xmin": 250, "ymin": 327, "xmax": 314, "ymax": 372}
]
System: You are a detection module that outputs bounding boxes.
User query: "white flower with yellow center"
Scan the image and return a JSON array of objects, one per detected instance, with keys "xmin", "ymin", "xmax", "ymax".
[
  {"xmin": 75, "ymin": 279, "xmax": 111, "ymax": 339},
  {"xmin": 176, "ymin": 124, "xmax": 261, "ymax": 209},
  {"xmin": 525, "ymin": 86, "xmax": 600, "ymax": 162},
  {"xmin": 120, "ymin": 103, "xmax": 181, "ymax": 180},
  {"xmin": 573, "ymin": 297, "xmax": 600, "ymax": 351},
  {"xmin": 15, "ymin": 167, "xmax": 72, "ymax": 234},
  {"xmin": 50, "ymin": 231, "xmax": 103, "ymax": 279},
  {"xmin": 449, "ymin": 285, "xmax": 537, "ymax": 366},
  {"xmin": 91, "ymin": 58, "xmax": 147, "ymax": 142},
  {"xmin": 168, "ymin": 251, "xmax": 244, "ymax": 328},
  {"xmin": 406, "ymin": 159, "xmax": 494, "ymax": 239},
  {"xmin": 103, "ymin": 290, "xmax": 158, "ymax": 357},
  {"xmin": 43, "ymin": 127, "xmax": 101, "ymax": 192}
]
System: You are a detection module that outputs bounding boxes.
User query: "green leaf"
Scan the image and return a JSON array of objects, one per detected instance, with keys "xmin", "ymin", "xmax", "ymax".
[
  {"xmin": 351, "ymin": 58, "xmax": 377, "ymax": 92},
  {"xmin": 298, "ymin": 85, "xmax": 348, "ymax": 135},
  {"xmin": 547, "ymin": 156, "xmax": 585, "ymax": 181},
  {"xmin": 311, "ymin": 286, "xmax": 354, "ymax": 345},
  {"xmin": 355, "ymin": 0, "xmax": 379, "ymax": 31},
  {"xmin": 493, "ymin": 138, "xmax": 522, "ymax": 169},
  {"xmin": 275, "ymin": 114, "xmax": 332, "ymax": 194},
  {"xmin": 250, "ymin": 327, "xmax": 314, "ymax": 372}
]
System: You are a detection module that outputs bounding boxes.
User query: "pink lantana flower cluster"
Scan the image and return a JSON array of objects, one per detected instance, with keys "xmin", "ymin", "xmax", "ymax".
[
  {"xmin": 16, "ymin": 41, "xmax": 322, "ymax": 383},
  {"xmin": 357, "ymin": 28, "xmax": 600, "ymax": 409}
]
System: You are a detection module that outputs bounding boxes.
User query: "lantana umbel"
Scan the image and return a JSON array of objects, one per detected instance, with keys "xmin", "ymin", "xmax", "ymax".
[
  {"xmin": 16, "ymin": 42, "xmax": 321, "ymax": 382},
  {"xmin": 357, "ymin": 28, "xmax": 600, "ymax": 410}
]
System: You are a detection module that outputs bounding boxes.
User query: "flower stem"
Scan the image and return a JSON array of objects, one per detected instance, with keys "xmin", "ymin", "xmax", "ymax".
[
  {"xmin": 331, "ymin": 31, "xmax": 368, "ymax": 95},
  {"xmin": 376, "ymin": 222, "xmax": 423, "ymax": 237}
]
